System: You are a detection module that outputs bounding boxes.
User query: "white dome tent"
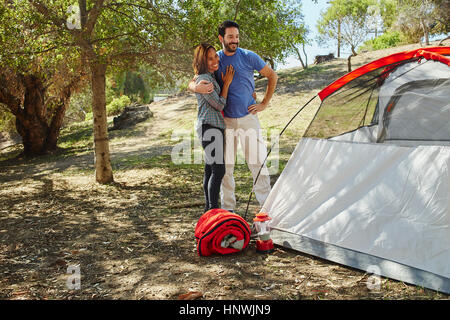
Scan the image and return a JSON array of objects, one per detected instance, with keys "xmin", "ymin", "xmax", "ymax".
[{"xmin": 261, "ymin": 47, "xmax": 450, "ymax": 294}]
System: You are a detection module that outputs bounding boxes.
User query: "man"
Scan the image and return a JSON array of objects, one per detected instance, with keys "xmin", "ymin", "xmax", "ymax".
[{"xmin": 189, "ymin": 20, "xmax": 278, "ymax": 212}]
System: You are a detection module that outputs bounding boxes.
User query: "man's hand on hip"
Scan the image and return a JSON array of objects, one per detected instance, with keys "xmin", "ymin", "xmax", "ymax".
[{"xmin": 248, "ymin": 102, "xmax": 267, "ymax": 114}]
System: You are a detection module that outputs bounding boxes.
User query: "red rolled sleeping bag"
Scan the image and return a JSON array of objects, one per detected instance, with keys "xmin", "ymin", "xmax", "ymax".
[{"xmin": 195, "ymin": 208, "xmax": 251, "ymax": 256}]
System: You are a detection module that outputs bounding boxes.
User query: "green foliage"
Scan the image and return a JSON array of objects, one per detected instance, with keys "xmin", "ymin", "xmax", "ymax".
[
  {"xmin": 69, "ymin": 84, "xmax": 134, "ymax": 124},
  {"xmin": 0, "ymin": 105, "xmax": 16, "ymax": 133},
  {"xmin": 2, "ymin": 0, "xmax": 191, "ymax": 91},
  {"xmin": 1, "ymin": 0, "xmax": 309, "ymax": 146},
  {"xmin": 2, "ymin": 0, "xmax": 307, "ymax": 99},
  {"xmin": 178, "ymin": 80, "xmax": 190, "ymax": 93},
  {"xmin": 180, "ymin": 0, "xmax": 307, "ymax": 67},
  {"xmin": 359, "ymin": 31, "xmax": 406, "ymax": 51},
  {"xmin": 123, "ymin": 71, "xmax": 146, "ymax": 100},
  {"xmin": 106, "ymin": 76, "xmax": 118, "ymax": 105},
  {"xmin": 66, "ymin": 84, "xmax": 93, "ymax": 123},
  {"xmin": 389, "ymin": 0, "xmax": 448, "ymax": 43},
  {"xmin": 378, "ymin": 0, "xmax": 399, "ymax": 29},
  {"xmin": 109, "ymin": 70, "xmax": 153, "ymax": 104},
  {"xmin": 317, "ymin": 0, "xmax": 373, "ymax": 54},
  {"xmin": 431, "ymin": 0, "xmax": 450, "ymax": 34},
  {"xmin": 0, "ymin": 0, "xmax": 81, "ymax": 75},
  {"xmin": 106, "ymin": 95, "xmax": 131, "ymax": 117},
  {"xmin": 238, "ymin": 0, "xmax": 306, "ymax": 64},
  {"xmin": 0, "ymin": 0, "xmax": 88, "ymax": 139},
  {"xmin": 85, "ymin": 94, "xmax": 131, "ymax": 122},
  {"xmin": 84, "ymin": 112, "xmax": 93, "ymax": 122}
]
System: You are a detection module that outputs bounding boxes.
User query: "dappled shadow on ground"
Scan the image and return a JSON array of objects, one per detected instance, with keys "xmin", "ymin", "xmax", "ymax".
[{"xmin": 1, "ymin": 151, "xmax": 447, "ymax": 300}]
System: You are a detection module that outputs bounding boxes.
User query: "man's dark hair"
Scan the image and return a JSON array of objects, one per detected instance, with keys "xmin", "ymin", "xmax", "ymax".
[{"xmin": 218, "ymin": 20, "xmax": 239, "ymax": 37}]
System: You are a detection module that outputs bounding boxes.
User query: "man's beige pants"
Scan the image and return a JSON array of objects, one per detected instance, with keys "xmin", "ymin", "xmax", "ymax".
[{"xmin": 221, "ymin": 113, "xmax": 271, "ymax": 211}]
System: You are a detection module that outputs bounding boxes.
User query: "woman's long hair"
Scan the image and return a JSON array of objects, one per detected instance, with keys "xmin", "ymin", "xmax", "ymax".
[{"xmin": 193, "ymin": 43, "xmax": 215, "ymax": 75}]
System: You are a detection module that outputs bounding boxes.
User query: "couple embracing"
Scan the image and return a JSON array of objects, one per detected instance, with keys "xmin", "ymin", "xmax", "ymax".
[{"xmin": 190, "ymin": 20, "xmax": 278, "ymax": 214}]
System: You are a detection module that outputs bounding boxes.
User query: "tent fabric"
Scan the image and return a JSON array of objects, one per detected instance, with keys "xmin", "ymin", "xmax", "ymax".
[
  {"xmin": 331, "ymin": 125, "xmax": 450, "ymax": 147},
  {"xmin": 330, "ymin": 124, "xmax": 378, "ymax": 143},
  {"xmin": 270, "ymin": 229, "xmax": 450, "ymax": 294},
  {"xmin": 263, "ymin": 138, "xmax": 450, "ymax": 292},
  {"xmin": 318, "ymin": 47, "xmax": 450, "ymax": 101},
  {"xmin": 194, "ymin": 208, "xmax": 251, "ymax": 256},
  {"xmin": 264, "ymin": 47, "xmax": 450, "ymax": 293},
  {"xmin": 379, "ymin": 79, "xmax": 450, "ymax": 143},
  {"xmin": 306, "ymin": 57, "xmax": 450, "ymax": 142},
  {"xmin": 375, "ymin": 60, "xmax": 450, "ymax": 143},
  {"xmin": 326, "ymin": 59, "xmax": 450, "ymax": 147},
  {"xmin": 415, "ymin": 49, "xmax": 450, "ymax": 66}
]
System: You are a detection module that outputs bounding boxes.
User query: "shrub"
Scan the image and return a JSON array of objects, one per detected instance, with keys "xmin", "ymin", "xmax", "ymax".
[
  {"xmin": 84, "ymin": 112, "xmax": 93, "ymax": 122},
  {"xmin": 0, "ymin": 106, "xmax": 16, "ymax": 133},
  {"xmin": 67, "ymin": 85, "xmax": 92, "ymax": 124},
  {"xmin": 106, "ymin": 95, "xmax": 131, "ymax": 116},
  {"xmin": 359, "ymin": 31, "xmax": 407, "ymax": 52},
  {"xmin": 83, "ymin": 95, "xmax": 131, "ymax": 122}
]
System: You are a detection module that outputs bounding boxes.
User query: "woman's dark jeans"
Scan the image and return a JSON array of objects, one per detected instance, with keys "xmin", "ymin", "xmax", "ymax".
[{"xmin": 201, "ymin": 124, "xmax": 225, "ymax": 212}]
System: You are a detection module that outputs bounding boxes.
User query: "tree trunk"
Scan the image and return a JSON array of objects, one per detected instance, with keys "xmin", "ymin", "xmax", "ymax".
[
  {"xmin": 46, "ymin": 100, "xmax": 69, "ymax": 150},
  {"xmin": 293, "ymin": 45, "xmax": 306, "ymax": 69},
  {"xmin": 302, "ymin": 42, "xmax": 308, "ymax": 68},
  {"xmin": 90, "ymin": 62, "xmax": 114, "ymax": 184},
  {"xmin": 439, "ymin": 36, "xmax": 450, "ymax": 46},
  {"xmin": 15, "ymin": 119, "xmax": 47, "ymax": 156},
  {"xmin": 15, "ymin": 75, "xmax": 48, "ymax": 156},
  {"xmin": 234, "ymin": 0, "xmax": 242, "ymax": 21},
  {"xmin": 263, "ymin": 56, "xmax": 275, "ymax": 70},
  {"xmin": 421, "ymin": 18, "xmax": 430, "ymax": 45},
  {"xmin": 0, "ymin": 73, "xmax": 73, "ymax": 157},
  {"xmin": 347, "ymin": 46, "xmax": 357, "ymax": 72},
  {"xmin": 337, "ymin": 19, "xmax": 341, "ymax": 58}
]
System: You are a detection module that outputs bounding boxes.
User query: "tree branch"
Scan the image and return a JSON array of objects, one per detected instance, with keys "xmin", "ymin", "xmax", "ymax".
[
  {"xmin": 90, "ymin": 31, "xmax": 142, "ymax": 44},
  {"xmin": 79, "ymin": 0, "xmax": 87, "ymax": 29},
  {"xmin": 234, "ymin": 0, "xmax": 242, "ymax": 21},
  {"xmin": 3, "ymin": 44, "xmax": 72, "ymax": 56},
  {"xmin": 84, "ymin": 0, "xmax": 105, "ymax": 36},
  {"xmin": 0, "ymin": 74, "xmax": 24, "ymax": 121},
  {"xmin": 28, "ymin": 0, "xmax": 66, "ymax": 29},
  {"xmin": 104, "ymin": 1, "xmax": 177, "ymax": 21}
]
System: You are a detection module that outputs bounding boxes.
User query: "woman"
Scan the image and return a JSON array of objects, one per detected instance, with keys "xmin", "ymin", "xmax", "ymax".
[{"xmin": 193, "ymin": 43, "xmax": 235, "ymax": 212}]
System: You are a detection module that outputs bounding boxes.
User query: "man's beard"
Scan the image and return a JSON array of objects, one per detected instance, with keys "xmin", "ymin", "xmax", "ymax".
[{"xmin": 224, "ymin": 40, "xmax": 239, "ymax": 52}]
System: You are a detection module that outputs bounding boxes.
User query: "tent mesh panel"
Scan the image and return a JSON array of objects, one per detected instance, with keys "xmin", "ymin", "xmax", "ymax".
[
  {"xmin": 379, "ymin": 78, "xmax": 450, "ymax": 142},
  {"xmin": 303, "ymin": 60, "xmax": 418, "ymax": 139}
]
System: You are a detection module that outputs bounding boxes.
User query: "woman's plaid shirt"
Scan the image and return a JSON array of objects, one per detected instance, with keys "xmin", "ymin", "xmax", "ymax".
[{"xmin": 195, "ymin": 73, "xmax": 226, "ymax": 130}]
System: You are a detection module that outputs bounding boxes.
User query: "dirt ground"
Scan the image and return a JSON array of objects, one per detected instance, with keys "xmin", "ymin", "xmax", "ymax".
[
  {"xmin": 1, "ymin": 43, "xmax": 449, "ymax": 300},
  {"xmin": 1, "ymin": 164, "xmax": 446, "ymax": 300}
]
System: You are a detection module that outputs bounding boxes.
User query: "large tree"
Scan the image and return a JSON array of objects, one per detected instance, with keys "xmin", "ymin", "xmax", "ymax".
[
  {"xmin": 181, "ymin": 0, "xmax": 307, "ymax": 69},
  {"xmin": 22, "ymin": 0, "xmax": 188, "ymax": 183},
  {"xmin": 317, "ymin": 0, "xmax": 372, "ymax": 70},
  {"xmin": 0, "ymin": 1, "xmax": 86, "ymax": 157},
  {"xmin": 1, "ymin": 0, "xmax": 307, "ymax": 183},
  {"xmin": 317, "ymin": 0, "xmax": 346, "ymax": 58},
  {"xmin": 393, "ymin": 0, "xmax": 449, "ymax": 45},
  {"xmin": 377, "ymin": 0, "xmax": 399, "ymax": 31},
  {"xmin": 235, "ymin": 0, "xmax": 307, "ymax": 68}
]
